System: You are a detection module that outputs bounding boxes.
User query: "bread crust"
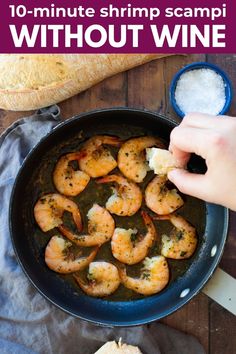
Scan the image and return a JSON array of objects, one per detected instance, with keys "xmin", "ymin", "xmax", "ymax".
[
  {"xmin": 0, "ymin": 54, "xmax": 169, "ymax": 111},
  {"xmin": 94, "ymin": 340, "xmax": 142, "ymax": 354}
]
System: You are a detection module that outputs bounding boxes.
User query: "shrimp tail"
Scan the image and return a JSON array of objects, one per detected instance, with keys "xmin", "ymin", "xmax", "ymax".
[
  {"xmin": 73, "ymin": 247, "xmax": 99, "ymax": 284},
  {"xmin": 59, "ymin": 225, "xmax": 107, "ymax": 247},
  {"xmin": 141, "ymin": 211, "xmax": 157, "ymax": 237},
  {"xmin": 117, "ymin": 264, "xmax": 127, "ymax": 280},
  {"xmin": 96, "ymin": 175, "xmax": 118, "ymax": 184},
  {"xmin": 87, "ymin": 246, "xmax": 100, "ymax": 262},
  {"xmin": 77, "ymin": 149, "xmax": 89, "ymax": 159},
  {"xmin": 72, "ymin": 212, "xmax": 83, "ymax": 232},
  {"xmin": 58, "ymin": 225, "xmax": 80, "ymax": 242},
  {"xmin": 73, "ymin": 273, "xmax": 85, "ymax": 288},
  {"xmin": 141, "ymin": 211, "xmax": 153, "ymax": 224},
  {"xmin": 103, "ymin": 136, "xmax": 122, "ymax": 147},
  {"xmin": 77, "ymin": 247, "xmax": 100, "ymax": 270},
  {"xmin": 76, "ymin": 151, "xmax": 87, "ymax": 160},
  {"xmin": 153, "ymin": 215, "xmax": 171, "ymax": 221},
  {"xmin": 69, "ymin": 151, "xmax": 87, "ymax": 160}
]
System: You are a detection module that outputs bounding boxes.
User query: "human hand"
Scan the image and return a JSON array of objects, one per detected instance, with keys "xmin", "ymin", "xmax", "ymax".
[{"xmin": 168, "ymin": 113, "xmax": 236, "ymax": 211}]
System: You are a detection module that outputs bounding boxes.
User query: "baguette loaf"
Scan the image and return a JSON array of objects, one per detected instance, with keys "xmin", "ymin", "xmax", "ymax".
[
  {"xmin": 94, "ymin": 340, "xmax": 142, "ymax": 354},
  {"xmin": 0, "ymin": 54, "xmax": 170, "ymax": 111}
]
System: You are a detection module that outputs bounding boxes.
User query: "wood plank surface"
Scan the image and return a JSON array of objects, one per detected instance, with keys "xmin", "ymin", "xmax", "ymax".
[
  {"xmin": 210, "ymin": 302, "xmax": 236, "ymax": 354},
  {"xmin": 162, "ymin": 292, "xmax": 209, "ymax": 351},
  {"xmin": 0, "ymin": 54, "xmax": 235, "ymax": 354},
  {"xmin": 59, "ymin": 71, "xmax": 127, "ymax": 118},
  {"xmin": 127, "ymin": 57, "xmax": 166, "ymax": 112}
]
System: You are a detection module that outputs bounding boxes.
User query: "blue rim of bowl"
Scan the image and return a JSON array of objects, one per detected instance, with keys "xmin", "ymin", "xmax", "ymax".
[{"xmin": 170, "ymin": 62, "xmax": 233, "ymax": 118}]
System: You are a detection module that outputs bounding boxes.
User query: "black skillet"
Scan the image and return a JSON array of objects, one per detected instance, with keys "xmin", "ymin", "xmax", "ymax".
[{"xmin": 9, "ymin": 108, "xmax": 228, "ymax": 326}]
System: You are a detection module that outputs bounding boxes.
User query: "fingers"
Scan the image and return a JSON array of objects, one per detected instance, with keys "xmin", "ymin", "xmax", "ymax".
[
  {"xmin": 170, "ymin": 126, "xmax": 211, "ymax": 159},
  {"xmin": 169, "ymin": 113, "xmax": 224, "ymax": 159},
  {"xmin": 167, "ymin": 113, "xmax": 236, "ymax": 209},
  {"xmin": 182, "ymin": 113, "xmax": 236, "ymax": 132},
  {"xmin": 181, "ymin": 112, "xmax": 222, "ymax": 129},
  {"xmin": 168, "ymin": 169, "xmax": 210, "ymax": 201},
  {"xmin": 169, "ymin": 142, "xmax": 191, "ymax": 166},
  {"xmin": 169, "ymin": 113, "xmax": 216, "ymax": 159}
]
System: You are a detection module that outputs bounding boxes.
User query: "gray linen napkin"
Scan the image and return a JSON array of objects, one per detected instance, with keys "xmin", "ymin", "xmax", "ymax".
[{"xmin": 0, "ymin": 106, "xmax": 205, "ymax": 354}]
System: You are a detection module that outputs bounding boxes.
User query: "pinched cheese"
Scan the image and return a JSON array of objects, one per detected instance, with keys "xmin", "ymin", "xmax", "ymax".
[{"xmin": 146, "ymin": 147, "xmax": 184, "ymax": 175}]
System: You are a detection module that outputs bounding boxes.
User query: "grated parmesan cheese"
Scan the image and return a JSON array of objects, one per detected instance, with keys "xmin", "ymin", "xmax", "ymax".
[{"xmin": 175, "ymin": 68, "xmax": 226, "ymax": 115}]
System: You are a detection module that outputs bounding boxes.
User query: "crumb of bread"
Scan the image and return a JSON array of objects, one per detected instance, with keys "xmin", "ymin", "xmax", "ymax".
[
  {"xmin": 146, "ymin": 148, "xmax": 184, "ymax": 175},
  {"xmin": 94, "ymin": 339, "xmax": 142, "ymax": 354}
]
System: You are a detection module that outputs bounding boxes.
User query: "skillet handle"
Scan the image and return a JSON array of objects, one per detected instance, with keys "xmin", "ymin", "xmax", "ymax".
[{"xmin": 202, "ymin": 268, "xmax": 236, "ymax": 315}]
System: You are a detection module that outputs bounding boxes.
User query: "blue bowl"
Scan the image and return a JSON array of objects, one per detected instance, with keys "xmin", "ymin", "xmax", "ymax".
[{"xmin": 170, "ymin": 62, "xmax": 233, "ymax": 118}]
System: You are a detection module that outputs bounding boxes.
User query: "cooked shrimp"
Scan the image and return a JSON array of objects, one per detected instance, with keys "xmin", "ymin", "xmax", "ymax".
[
  {"xmin": 59, "ymin": 204, "xmax": 115, "ymax": 247},
  {"xmin": 53, "ymin": 152, "xmax": 90, "ymax": 196},
  {"xmin": 156, "ymin": 214, "xmax": 197, "ymax": 259},
  {"xmin": 45, "ymin": 236, "xmax": 98, "ymax": 274},
  {"xmin": 145, "ymin": 175, "xmax": 184, "ymax": 215},
  {"xmin": 96, "ymin": 174, "xmax": 142, "ymax": 216},
  {"xmin": 111, "ymin": 211, "xmax": 156, "ymax": 265},
  {"xmin": 34, "ymin": 193, "xmax": 82, "ymax": 232},
  {"xmin": 118, "ymin": 136, "xmax": 165, "ymax": 183},
  {"xmin": 119, "ymin": 256, "xmax": 169, "ymax": 295},
  {"xmin": 78, "ymin": 135, "xmax": 121, "ymax": 178},
  {"xmin": 74, "ymin": 261, "xmax": 120, "ymax": 297}
]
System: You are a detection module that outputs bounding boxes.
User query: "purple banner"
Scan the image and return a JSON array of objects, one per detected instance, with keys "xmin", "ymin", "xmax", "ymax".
[{"xmin": 0, "ymin": 0, "xmax": 235, "ymax": 53}]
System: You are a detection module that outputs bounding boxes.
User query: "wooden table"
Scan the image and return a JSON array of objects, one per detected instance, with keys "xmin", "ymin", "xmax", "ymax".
[{"xmin": 1, "ymin": 54, "xmax": 235, "ymax": 353}]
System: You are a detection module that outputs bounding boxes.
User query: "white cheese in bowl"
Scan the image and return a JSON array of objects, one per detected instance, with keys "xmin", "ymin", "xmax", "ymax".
[
  {"xmin": 146, "ymin": 148, "xmax": 184, "ymax": 175},
  {"xmin": 175, "ymin": 68, "xmax": 226, "ymax": 115}
]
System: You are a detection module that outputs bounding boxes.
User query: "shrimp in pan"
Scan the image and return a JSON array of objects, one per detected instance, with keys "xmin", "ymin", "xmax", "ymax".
[
  {"xmin": 78, "ymin": 135, "xmax": 121, "ymax": 178},
  {"xmin": 53, "ymin": 152, "xmax": 90, "ymax": 196},
  {"xmin": 111, "ymin": 211, "xmax": 156, "ymax": 265},
  {"xmin": 156, "ymin": 214, "xmax": 197, "ymax": 259},
  {"xmin": 74, "ymin": 261, "xmax": 120, "ymax": 297},
  {"xmin": 59, "ymin": 204, "xmax": 115, "ymax": 247},
  {"xmin": 119, "ymin": 256, "xmax": 169, "ymax": 295},
  {"xmin": 45, "ymin": 236, "xmax": 98, "ymax": 274},
  {"xmin": 96, "ymin": 174, "xmax": 142, "ymax": 216},
  {"xmin": 145, "ymin": 175, "xmax": 184, "ymax": 215},
  {"xmin": 118, "ymin": 136, "xmax": 165, "ymax": 183},
  {"xmin": 34, "ymin": 193, "xmax": 82, "ymax": 232}
]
